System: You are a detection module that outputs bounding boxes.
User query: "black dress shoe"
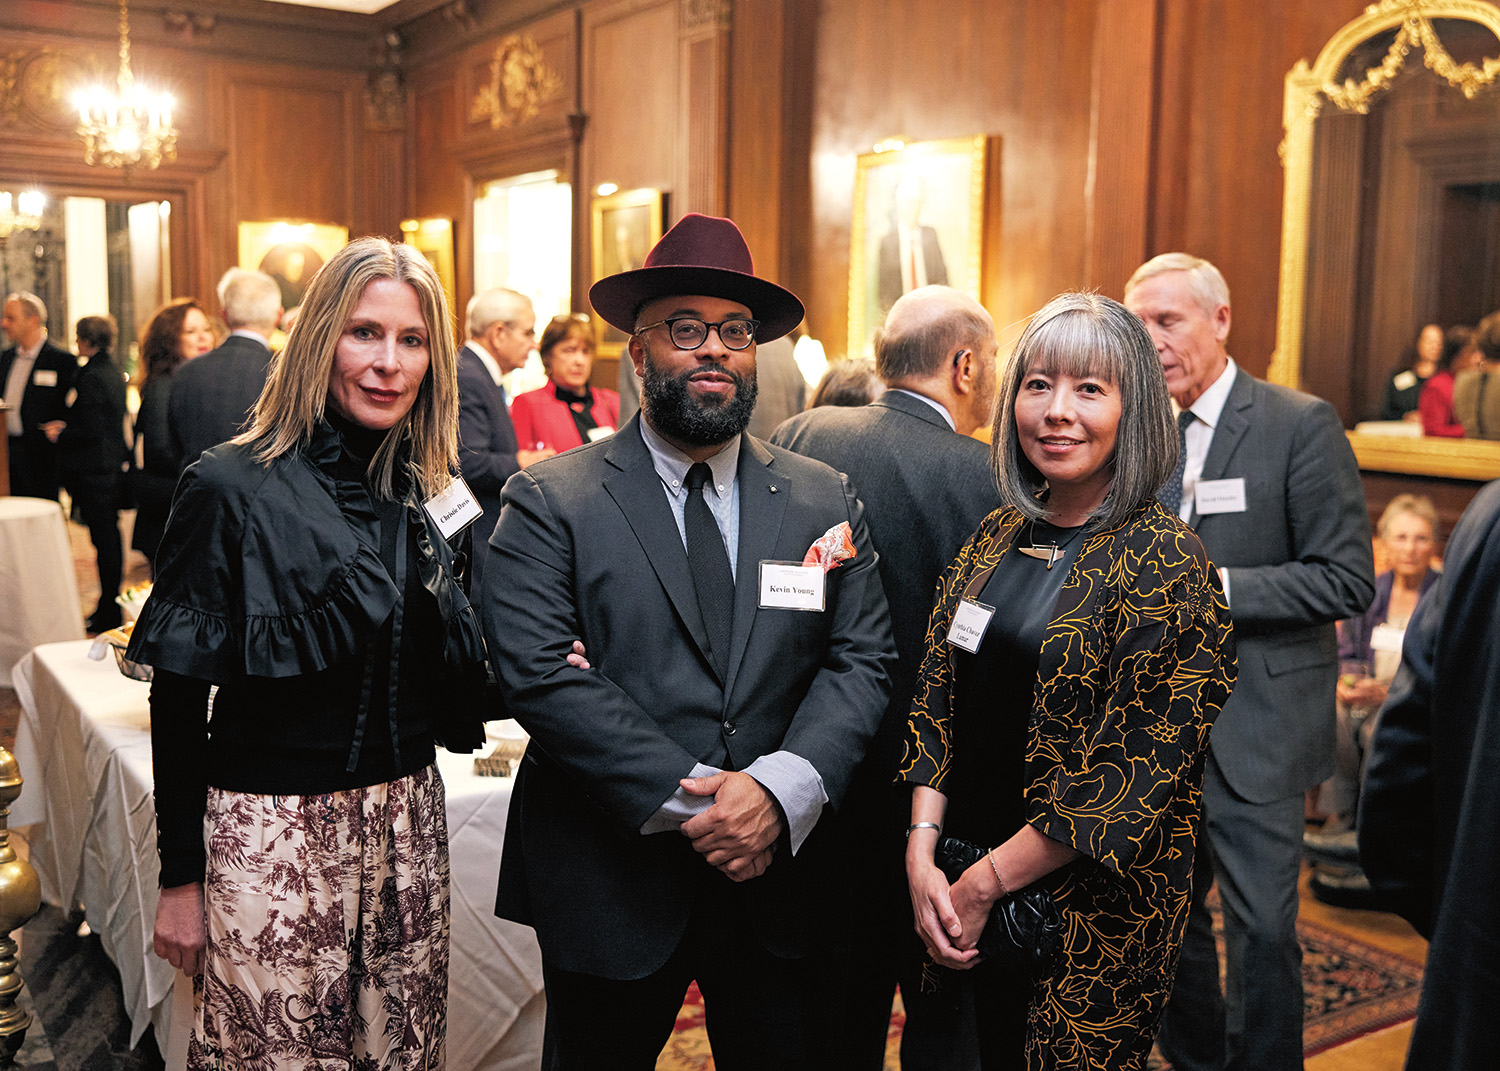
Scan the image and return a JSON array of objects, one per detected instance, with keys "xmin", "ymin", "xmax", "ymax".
[{"xmin": 1309, "ymin": 864, "xmax": 1387, "ymax": 910}]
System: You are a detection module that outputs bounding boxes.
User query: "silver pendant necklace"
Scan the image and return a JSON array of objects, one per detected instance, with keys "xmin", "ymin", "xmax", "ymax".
[{"xmin": 1016, "ymin": 519, "xmax": 1084, "ymax": 570}]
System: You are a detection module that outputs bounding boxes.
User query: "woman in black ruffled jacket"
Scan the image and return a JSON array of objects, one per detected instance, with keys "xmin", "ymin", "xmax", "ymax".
[{"xmin": 127, "ymin": 237, "xmax": 489, "ymax": 1070}]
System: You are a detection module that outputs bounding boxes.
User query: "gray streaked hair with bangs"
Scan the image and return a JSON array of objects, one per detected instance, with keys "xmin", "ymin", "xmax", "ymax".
[{"xmin": 991, "ymin": 291, "xmax": 1177, "ymax": 531}]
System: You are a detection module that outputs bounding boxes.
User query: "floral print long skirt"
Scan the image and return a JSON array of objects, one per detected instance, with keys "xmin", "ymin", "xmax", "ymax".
[{"xmin": 190, "ymin": 764, "xmax": 450, "ymax": 1071}]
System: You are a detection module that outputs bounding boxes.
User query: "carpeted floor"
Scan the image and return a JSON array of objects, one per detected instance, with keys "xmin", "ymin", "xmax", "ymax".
[{"xmin": 654, "ymin": 909, "xmax": 1425, "ymax": 1071}]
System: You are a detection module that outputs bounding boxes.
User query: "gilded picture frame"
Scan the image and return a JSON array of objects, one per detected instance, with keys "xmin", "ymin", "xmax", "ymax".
[
  {"xmin": 237, "ymin": 221, "xmax": 349, "ymax": 312},
  {"xmin": 848, "ymin": 135, "xmax": 990, "ymax": 359},
  {"xmin": 590, "ymin": 187, "xmax": 664, "ymax": 358},
  {"xmin": 400, "ymin": 217, "xmax": 457, "ymax": 323}
]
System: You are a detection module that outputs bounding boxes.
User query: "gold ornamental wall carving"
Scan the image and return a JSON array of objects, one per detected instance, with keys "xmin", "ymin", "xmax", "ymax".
[
  {"xmin": 469, "ymin": 34, "xmax": 563, "ymax": 130},
  {"xmin": 0, "ymin": 48, "xmax": 104, "ymax": 132}
]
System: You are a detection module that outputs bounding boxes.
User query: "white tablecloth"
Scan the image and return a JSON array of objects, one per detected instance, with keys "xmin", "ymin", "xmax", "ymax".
[
  {"xmin": 11, "ymin": 639, "xmax": 544, "ymax": 1070},
  {"xmin": 0, "ymin": 498, "xmax": 84, "ymax": 685}
]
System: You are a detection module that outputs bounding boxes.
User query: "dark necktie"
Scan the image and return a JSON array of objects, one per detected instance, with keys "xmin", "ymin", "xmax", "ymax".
[
  {"xmin": 684, "ymin": 462, "xmax": 734, "ymax": 678},
  {"xmin": 1159, "ymin": 410, "xmax": 1195, "ymax": 516}
]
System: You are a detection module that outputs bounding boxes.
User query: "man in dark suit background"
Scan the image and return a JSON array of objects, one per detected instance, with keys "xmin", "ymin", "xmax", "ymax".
[
  {"xmin": 2, "ymin": 291, "xmax": 77, "ymax": 499},
  {"xmin": 771, "ymin": 283, "xmax": 999, "ymax": 1069},
  {"xmin": 1125, "ymin": 253, "xmax": 1375, "ymax": 1071},
  {"xmin": 458, "ymin": 287, "xmax": 554, "ymax": 593},
  {"xmin": 166, "ymin": 267, "xmax": 282, "ymax": 474},
  {"xmin": 485, "ymin": 213, "xmax": 894, "ymax": 1070}
]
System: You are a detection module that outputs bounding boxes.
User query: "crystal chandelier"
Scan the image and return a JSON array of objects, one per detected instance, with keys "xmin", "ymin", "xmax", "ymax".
[
  {"xmin": 0, "ymin": 191, "xmax": 45, "ymax": 240},
  {"xmin": 75, "ymin": 0, "xmax": 177, "ymax": 171}
]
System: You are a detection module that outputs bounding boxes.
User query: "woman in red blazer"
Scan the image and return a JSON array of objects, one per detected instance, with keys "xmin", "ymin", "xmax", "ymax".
[{"xmin": 510, "ymin": 313, "xmax": 620, "ymax": 453}]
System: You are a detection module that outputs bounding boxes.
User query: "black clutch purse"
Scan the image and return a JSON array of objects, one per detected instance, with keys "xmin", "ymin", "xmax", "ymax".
[{"xmin": 933, "ymin": 835, "xmax": 1065, "ymax": 972}]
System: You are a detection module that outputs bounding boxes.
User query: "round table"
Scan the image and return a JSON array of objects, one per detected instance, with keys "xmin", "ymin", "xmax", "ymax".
[{"xmin": 0, "ymin": 496, "xmax": 84, "ymax": 685}]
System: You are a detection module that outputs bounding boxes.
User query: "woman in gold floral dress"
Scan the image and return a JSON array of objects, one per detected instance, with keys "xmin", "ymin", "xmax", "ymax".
[{"xmin": 902, "ymin": 292, "xmax": 1235, "ymax": 1069}]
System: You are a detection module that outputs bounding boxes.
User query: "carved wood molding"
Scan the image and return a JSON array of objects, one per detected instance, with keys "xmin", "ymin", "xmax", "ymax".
[
  {"xmin": 681, "ymin": 0, "xmax": 732, "ymax": 32},
  {"xmin": 469, "ymin": 34, "xmax": 563, "ymax": 130}
]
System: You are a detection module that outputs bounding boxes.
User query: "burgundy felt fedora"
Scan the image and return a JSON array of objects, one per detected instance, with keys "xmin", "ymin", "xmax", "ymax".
[{"xmin": 589, "ymin": 213, "xmax": 805, "ymax": 342}]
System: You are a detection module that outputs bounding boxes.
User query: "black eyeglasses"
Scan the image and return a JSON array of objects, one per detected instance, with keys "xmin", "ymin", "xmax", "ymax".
[{"xmin": 635, "ymin": 317, "xmax": 760, "ymax": 351}]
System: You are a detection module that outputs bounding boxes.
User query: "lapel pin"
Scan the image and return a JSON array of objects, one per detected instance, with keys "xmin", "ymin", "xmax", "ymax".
[{"xmin": 769, "ymin": 485, "xmax": 778, "ymax": 493}]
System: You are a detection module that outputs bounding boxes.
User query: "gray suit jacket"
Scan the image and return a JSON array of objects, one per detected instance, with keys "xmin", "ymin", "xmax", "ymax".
[
  {"xmin": 166, "ymin": 334, "xmax": 272, "ymax": 474},
  {"xmin": 1189, "ymin": 368, "xmax": 1374, "ymax": 802},
  {"xmin": 771, "ymin": 390, "xmax": 1000, "ymax": 779},
  {"xmin": 485, "ymin": 417, "xmax": 894, "ymax": 978}
]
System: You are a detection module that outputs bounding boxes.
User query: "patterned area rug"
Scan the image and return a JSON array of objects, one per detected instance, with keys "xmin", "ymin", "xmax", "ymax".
[{"xmin": 654, "ymin": 918, "xmax": 1423, "ymax": 1070}]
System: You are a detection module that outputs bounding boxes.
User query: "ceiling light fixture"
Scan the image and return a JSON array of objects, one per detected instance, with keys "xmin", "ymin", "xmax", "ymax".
[{"xmin": 75, "ymin": 0, "xmax": 178, "ymax": 171}]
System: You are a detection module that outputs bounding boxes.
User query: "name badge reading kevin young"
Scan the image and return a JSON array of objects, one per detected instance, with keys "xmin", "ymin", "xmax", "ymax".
[
  {"xmin": 947, "ymin": 599, "xmax": 995, "ymax": 654},
  {"xmin": 423, "ymin": 476, "xmax": 484, "ymax": 541},
  {"xmin": 759, "ymin": 561, "xmax": 826, "ymax": 611}
]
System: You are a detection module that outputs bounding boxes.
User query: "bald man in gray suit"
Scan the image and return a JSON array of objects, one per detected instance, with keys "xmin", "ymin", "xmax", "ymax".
[{"xmin": 772, "ymin": 285, "xmax": 999, "ymax": 1070}]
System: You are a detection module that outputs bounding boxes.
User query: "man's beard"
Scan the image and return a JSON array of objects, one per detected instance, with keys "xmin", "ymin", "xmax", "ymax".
[{"xmin": 640, "ymin": 344, "xmax": 758, "ymax": 447}]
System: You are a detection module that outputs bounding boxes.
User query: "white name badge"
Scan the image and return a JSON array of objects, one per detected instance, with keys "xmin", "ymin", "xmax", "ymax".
[
  {"xmin": 32, "ymin": 369, "xmax": 57, "ymax": 387},
  {"xmin": 759, "ymin": 561, "xmax": 826, "ymax": 611},
  {"xmin": 1196, "ymin": 477, "xmax": 1247, "ymax": 515},
  {"xmin": 947, "ymin": 599, "xmax": 995, "ymax": 654},
  {"xmin": 1370, "ymin": 622, "xmax": 1406, "ymax": 653},
  {"xmin": 423, "ymin": 475, "xmax": 484, "ymax": 541},
  {"xmin": 586, "ymin": 425, "xmax": 615, "ymax": 442},
  {"xmin": 1393, "ymin": 370, "xmax": 1418, "ymax": 392}
]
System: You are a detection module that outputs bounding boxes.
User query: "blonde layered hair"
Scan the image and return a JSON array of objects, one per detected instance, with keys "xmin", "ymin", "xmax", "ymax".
[{"xmin": 237, "ymin": 236, "xmax": 459, "ymax": 499}]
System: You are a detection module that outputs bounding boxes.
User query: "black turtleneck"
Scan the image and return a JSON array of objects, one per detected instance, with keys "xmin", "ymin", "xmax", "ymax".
[{"xmin": 555, "ymin": 381, "xmax": 600, "ymax": 443}]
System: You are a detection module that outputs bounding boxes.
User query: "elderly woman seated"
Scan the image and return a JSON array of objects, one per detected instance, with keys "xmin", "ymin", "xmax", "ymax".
[{"xmin": 1306, "ymin": 493, "xmax": 1441, "ymax": 904}]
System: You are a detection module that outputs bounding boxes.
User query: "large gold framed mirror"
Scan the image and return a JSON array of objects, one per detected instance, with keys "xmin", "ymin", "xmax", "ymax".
[{"xmin": 1274, "ymin": 0, "xmax": 1500, "ymax": 479}]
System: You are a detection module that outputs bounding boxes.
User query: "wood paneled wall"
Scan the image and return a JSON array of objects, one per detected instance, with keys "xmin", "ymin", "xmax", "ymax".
[
  {"xmin": 0, "ymin": 16, "xmax": 398, "ymax": 315},
  {"xmin": 7, "ymin": 0, "xmax": 1475, "ymax": 395}
]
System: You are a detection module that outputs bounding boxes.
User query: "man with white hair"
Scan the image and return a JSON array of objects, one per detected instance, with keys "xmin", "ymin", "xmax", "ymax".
[
  {"xmin": 167, "ymin": 267, "xmax": 282, "ymax": 473},
  {"xmin": 459, "ymin": 288, "xmax": 554, "ymax": 592},
  {"xmin": 1, "ymin": 291, "xmax": 76, "ymax": 499},
  {"xmin": 1125, "ymin": 253, "xmax": 1374, "ymax": 1071}
]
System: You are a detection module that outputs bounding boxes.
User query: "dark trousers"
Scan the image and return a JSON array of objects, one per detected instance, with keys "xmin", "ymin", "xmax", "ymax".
[
  {"xmin": 1156, "ymin": 754, "xmax": 1306, "ymax": 1071},
  {"xmin": 9, "ymin": 437, "xmax": 59, "ymax": 501},
  {"xmin": 73, "ymin": 483, "xmax": 123, "ymax": 624},
  {"xmin": 540, "ymin": 901, "xmax": 819, "ymax": 1071},
  {"xmin": 819, "ymin": 783, "xmax": 981, "ymax": 1071}
]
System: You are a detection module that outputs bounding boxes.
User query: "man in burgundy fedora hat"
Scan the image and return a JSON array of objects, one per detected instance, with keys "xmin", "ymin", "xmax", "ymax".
[{"xmin": 485, "ymin": 213, "xmax": 895, "ymax": 1068}]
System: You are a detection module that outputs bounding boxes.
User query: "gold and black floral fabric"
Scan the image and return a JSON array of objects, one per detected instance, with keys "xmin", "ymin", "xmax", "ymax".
[{"xmin": 901, "ymin": 501, "xmax": 1235, "ymax": 1070}]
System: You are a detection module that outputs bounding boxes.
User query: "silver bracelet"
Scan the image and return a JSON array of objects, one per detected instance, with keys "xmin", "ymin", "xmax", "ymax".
[
  {"xmin": 906, "ymin": 822, "xmax": 942, "ymax": 838},
  {"xmin": 988, "ymin": 847, "xmax": 1008, "ymax": 897}
]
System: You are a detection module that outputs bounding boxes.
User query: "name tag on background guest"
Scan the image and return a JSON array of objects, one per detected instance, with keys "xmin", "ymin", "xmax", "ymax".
[
  {"xmin": 32, "ymin": 369, "xmax": 57, "ymax": 387},
  {"xmin": 1196, "ymin": 477, "xmax": 1247, "ymax": 515},
  {"xmin": 759, "ymin": 561, "xmax": 825, "ymax": 611},
  {"xmin": 587, "ymin": 426, "xmax": 615, "ymax": 442},
  {"xmin": 423, "ymin": 476, "xmax": 483, "ymax": 541},
  {"xmin": 947, "ymin": 599, "xmax": 995, "ymax": 653},
  {"xmin": 1370, "ymin": 623, "xmax": 1406, "ymax": 653}
]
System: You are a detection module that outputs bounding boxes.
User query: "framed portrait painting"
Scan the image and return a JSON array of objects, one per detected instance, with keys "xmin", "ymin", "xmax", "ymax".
[
  {"xmin": 237, "ymin": 221, "xmax": 349, "ymax": 311},
  {"xmin": 590, "ymin": 187, "xmax": 664, "ymax": 357},
  {"xmin": 847, "ymin": 135, "xmax": 991, "ymax": 358}
]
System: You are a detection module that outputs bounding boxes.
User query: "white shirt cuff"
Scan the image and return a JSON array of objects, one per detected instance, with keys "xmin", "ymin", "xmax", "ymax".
[
  {"xmin": 743, "ymin": 751, "xmax": 828, "ymax": 855},
  {"xmin": 639, "ymin": 762, "xmax": 721, "ymax": 834}
]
